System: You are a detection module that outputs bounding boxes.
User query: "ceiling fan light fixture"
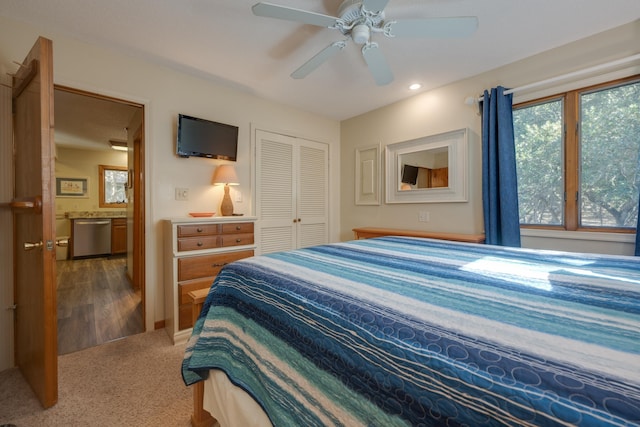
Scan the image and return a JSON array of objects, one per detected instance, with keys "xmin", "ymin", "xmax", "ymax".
[{"xmin": 352, "ymin": 24, "xmax": 370, "ymax": 44}]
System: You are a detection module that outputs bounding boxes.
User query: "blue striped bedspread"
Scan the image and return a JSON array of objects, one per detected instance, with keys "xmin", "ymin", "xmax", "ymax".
[{"xmin": 182, "ymin": 236, "xmax": 640, "ymax": 426}]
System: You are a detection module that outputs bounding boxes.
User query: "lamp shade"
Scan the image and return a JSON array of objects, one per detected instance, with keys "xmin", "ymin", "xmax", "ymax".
[{"xmin": 212, "ymin": 164, "xmax": 239, "ymax": 185}]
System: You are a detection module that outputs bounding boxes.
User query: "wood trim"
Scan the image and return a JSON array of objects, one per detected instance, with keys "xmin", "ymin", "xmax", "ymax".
[
  {"xmin": 564, "ymin": 91, "xmax": 579, "ymax": 231},
  {"xmin": 12, "ymin": 59, "xmax": 38, "ymax": 99},
  {"xmin": 98, "ymin": 164, "xmax": 127, "ymax": 208},
  {"xmin": 132, "ymin": 126, "xmax": 145, "ymax": 323},
  {"xmin": 352, "ymin": 227, "xmax": 485, "ymax": 243},
  {"xmin": 55, "ymin": 84, "xmax": 142, "ymax": 108},
  {"xmin": 153, "ymin": 320, "xmax": 165, "ymax": 330}
]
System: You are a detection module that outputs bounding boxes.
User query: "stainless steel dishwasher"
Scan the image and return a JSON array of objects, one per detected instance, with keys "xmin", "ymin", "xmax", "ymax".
[{"xmin": 72, "ymin": 218, "xmax": 112, "ymax": 258}]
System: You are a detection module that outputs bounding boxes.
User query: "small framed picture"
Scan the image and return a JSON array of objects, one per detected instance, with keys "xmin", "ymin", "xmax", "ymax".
[{"xmin": 56, "ymin": 177, "xmax": 88, "ymax": 198}]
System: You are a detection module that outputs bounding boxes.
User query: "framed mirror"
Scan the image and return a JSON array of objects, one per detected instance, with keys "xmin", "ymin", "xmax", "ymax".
[
  {"xmin": 385, "ymin": 128, "xmax": 468, "ymax": 203},
  {"xmin": 99, "ymin": 164, "xmax": 128, "ymax": 208}
]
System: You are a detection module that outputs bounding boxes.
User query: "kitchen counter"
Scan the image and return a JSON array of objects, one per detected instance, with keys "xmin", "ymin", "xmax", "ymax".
[{"xmin": 66, "ymin": 210, "xmax": 126, "ymax": 219}]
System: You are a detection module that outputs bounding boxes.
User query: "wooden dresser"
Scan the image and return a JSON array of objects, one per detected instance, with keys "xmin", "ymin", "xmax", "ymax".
[
  {"xmin": 352, "ymin": 227, "xmax": 485, "ymax": 243},
  {"xmin": 164, "ymin": 216, "xmax": 257, "ymax": 345}
]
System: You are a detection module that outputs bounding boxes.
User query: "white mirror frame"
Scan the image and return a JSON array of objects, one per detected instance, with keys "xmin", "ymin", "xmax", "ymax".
[{"xmin": 385, "ymin": 128, "xmax": 468, "ymax": 204}]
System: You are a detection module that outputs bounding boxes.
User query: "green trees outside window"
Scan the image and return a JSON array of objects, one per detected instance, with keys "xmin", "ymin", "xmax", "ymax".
[{"xmin": 513, "ymin": 76, "xmax": 640, "ymax": 231}]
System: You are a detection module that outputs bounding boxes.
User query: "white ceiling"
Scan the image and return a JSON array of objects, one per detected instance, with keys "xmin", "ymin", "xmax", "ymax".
[
  {"xmin": 54, "ymin": 89, "xmax": 140, "ymax": 151},
  {"xmin": 2, "ymin": 0, "xmax": 640, "ymax": 148}
]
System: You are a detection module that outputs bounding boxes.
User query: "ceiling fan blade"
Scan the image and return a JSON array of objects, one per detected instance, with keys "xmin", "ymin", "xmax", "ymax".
[
  {"xmin": 387, "ymin": 16, "xmax": 478, "ymax": 38},
  {"xmin": 362, "ymin": 43, "xmax": 393, "ymax": 86},
  {"xmin": 291, "ymin": 41, "xmax": 347, "ymax": 79},
  {"xmin": 362, "ymin": 0, "xmax": 390, "ymax": 13},
  {"xmin": 252, "ymin": 2, "xmax": 339, "ymax": 28}
]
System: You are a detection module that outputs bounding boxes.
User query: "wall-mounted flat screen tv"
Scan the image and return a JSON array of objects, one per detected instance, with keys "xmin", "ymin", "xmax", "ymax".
[
  {"xmin": 401, "ymin": 164, "xmax": 419, "ymax": 185},
  {"xmin": 176, "ymin": 114, "xmax": 238, "ymax": 161}
]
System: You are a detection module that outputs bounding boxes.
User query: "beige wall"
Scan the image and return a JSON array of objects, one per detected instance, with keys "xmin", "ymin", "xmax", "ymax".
[
  {"xmin": 341, "ymin": 19, "xmax": 640, "ymax": 255},
  {"xmin": 0, "ymin": 15, "xmax": 341, "ymax": 355},
  {"xmin": 54, "ymin": 147, "xmax": 128, "ymax": 236}
]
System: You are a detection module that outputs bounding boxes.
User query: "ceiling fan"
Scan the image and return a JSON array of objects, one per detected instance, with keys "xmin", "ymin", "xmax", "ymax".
[{"xmin": 252, "ymin": 0, "xmax": 478, "ymax": 85}]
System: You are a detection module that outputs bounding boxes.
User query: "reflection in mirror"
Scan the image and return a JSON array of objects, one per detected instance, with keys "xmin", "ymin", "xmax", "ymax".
[
  {"xmin": 99, "ymin": 165, "xmax": 128, "ymax": 208},
  {"xmin": 400, "ymin": 147, "xmax": 448, "ymax": 190},
  {"xmin": 386, "ymin": 128, "xmax": 468, "ymax": 203}
]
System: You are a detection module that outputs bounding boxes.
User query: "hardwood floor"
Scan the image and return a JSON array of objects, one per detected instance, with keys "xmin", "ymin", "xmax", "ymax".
[{"xmin": 56, "ymin": 256, "xmax": 143, "ymax": 355}]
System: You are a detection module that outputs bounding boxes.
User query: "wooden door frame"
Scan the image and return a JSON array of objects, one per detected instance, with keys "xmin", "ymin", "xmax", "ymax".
[
  {"xmin": 54, "ymin": 85, "xmax": 146, "ymax": 331},
  {"xmin": 132, "ymin": 125, "xmax": 145, "ymax": 324}
]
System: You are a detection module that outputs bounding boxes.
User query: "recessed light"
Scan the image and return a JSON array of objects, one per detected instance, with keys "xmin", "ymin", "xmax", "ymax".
[{"xmin": 409, "ymin": 83, "xmax": 422, "ymax": 91}]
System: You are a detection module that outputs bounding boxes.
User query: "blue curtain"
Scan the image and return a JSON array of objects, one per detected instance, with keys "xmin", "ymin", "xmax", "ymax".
[
  {"xmin": 636, "ymin": 196, "xmax": 640, "ymax": 255},
  {"xmin": 481, "ymin": 86, "xmax": 521, "ymax": 247}
]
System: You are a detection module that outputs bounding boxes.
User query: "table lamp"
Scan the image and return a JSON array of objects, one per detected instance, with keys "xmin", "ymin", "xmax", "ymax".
[{"xmin": 212, "ymin": 164, "xmax": 239, "ymax": 216}]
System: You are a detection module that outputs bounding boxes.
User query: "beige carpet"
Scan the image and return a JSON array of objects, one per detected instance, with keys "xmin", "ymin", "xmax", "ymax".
[{"xmin": 0, "ymin": 329, "xmax": 192, "ymax": 426}]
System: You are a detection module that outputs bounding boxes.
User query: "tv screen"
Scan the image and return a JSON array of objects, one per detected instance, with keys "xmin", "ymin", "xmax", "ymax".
[
  {"xmin": 177, "ymin": 114, "xmax": 238, "ymax": 160},
  {"xmin": 402, "ymin": 164, "xmax": 419, "ymax": 185}
]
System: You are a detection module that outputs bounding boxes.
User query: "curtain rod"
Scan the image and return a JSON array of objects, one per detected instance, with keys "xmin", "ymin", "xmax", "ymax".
[{"xmin": 474, "ymin": 53, "xmax": 640, "ymax": 103}]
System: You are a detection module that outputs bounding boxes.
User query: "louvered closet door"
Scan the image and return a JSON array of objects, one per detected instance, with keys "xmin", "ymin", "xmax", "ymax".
[
  {"xmin": 256, "ymin": 130, "xmax": 328, "ymax": 254},
  {"xmin": 296, "ymin": 139, "xmax": 328, "ymax": 249}
]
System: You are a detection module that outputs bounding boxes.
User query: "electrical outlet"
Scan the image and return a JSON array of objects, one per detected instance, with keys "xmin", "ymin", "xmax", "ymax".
[
  {"xmin": 235, "ymin": 190, "xmax": 243, "ymax": 203},
  {"xmin": 418, "ymin": 211, "xmax": 430, "ymax": 222},
  {"xmin": 175, "ymin": 187, "xmax": 189, "ymax": 201}
]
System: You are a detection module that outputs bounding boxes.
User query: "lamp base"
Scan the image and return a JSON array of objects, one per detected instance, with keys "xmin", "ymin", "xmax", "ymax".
[{"xmin": 220, "ymin": 184, "xmax": 234, "ymax": 216}]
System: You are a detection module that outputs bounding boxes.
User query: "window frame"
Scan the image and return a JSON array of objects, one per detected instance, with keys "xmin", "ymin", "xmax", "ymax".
[
  {"xmin": 513, "ymin": 74, "xmax": 640, "ymax": 234},
  {"xmin": 98, "ymin": 164, "xmax": 128, "ymax": 208}
]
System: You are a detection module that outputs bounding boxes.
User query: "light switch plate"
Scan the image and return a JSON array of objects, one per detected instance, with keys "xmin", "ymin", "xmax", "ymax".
[{"xmin": 175, "ymin": 188, "xmax": 189, "ymax": 201}]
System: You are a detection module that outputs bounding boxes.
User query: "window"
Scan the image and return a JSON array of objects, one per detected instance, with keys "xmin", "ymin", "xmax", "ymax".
[
  {"xmin": 513, "ymin": 76, "xmax": 640, "ymax": 232},
  {"xmin": 99, "ymin": 165, "xmax": 128, "ymax": 208}
]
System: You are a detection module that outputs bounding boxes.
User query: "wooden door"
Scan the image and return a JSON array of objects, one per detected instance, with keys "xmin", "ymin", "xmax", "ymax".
[{"xmin": 12, "ymin": 36, "xmax": 58, "ymax": 408}]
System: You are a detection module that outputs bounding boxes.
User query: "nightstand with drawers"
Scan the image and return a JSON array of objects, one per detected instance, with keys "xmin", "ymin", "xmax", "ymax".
[{"xmin": 164, "ymin": 216, "xmax": 257, "ymax": 345}]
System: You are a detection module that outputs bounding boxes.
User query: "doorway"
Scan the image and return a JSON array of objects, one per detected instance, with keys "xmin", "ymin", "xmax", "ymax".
[{"xmin": 53, "ymin": 87, "xmax": 145, "ymax": 354}]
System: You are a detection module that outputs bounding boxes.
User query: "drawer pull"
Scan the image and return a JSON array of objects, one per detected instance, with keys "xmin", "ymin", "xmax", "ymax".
[
  {"xmin": 197, "ymin": 241, "xmax": 203, "ymax": 247},
  {"xmin": 212, "ymin": 262, "xmax": 228, "ymax": 267},
  {"xmin": 196, "ymin": 227, "xmax": 203, "ymax": 233},
  {"xmin": 235, "ymin": 225, "xmax": 241, "ymax": 230},
  {"xmin": 235, "ymin": 238, "xmax": 242, "ymax": 243}
]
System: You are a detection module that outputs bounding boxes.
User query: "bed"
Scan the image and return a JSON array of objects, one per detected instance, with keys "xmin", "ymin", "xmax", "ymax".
[{"xmin": 182, "ymin": 236, "xmax": 640, "ymax": 426}]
